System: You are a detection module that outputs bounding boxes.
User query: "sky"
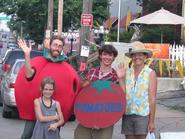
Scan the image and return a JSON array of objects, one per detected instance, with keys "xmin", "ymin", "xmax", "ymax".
[{"xmin": 110, "ymin": 0, "xmax": 142, "ymax": 18}]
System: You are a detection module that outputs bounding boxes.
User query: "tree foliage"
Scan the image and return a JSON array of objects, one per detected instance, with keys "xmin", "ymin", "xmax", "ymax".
[
  {"xmin": 108, "ymin": 30, "xmax": 134, "ymax": 43},
  {"xmin": 0, "ymin": 0, "xmax": 110, "ymax": 43},
  {"xmin": 140, "ymin": 26, "xmax": 179, "ymax": 43},
  {"xmin": 92, "ymin": 0, "xmax": 110, "ymax": 26},
  {"xmin": 136, "ymin": 0, "xmax": 182, "ymax": 15}
]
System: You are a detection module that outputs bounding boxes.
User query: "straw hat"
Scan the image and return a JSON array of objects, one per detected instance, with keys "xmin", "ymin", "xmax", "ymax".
[{"xmin": 125, "ymin": 41, "xmax": 152, "ymax": 58}]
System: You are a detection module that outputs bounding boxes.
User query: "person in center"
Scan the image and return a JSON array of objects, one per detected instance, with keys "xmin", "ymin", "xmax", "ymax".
[{"xmin": 74, "ymin": 44, "xmax": 122, "ymax": 139}]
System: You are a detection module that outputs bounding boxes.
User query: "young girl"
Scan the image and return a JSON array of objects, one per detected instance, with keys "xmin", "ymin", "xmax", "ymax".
[{"xmin": 32, "ymin": 77, "xmax": 64, "ymax": 139}]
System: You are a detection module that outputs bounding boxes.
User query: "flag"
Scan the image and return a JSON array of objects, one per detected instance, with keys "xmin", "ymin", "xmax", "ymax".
[
  {"xmin": 95, "ymin": 21, "xmax": 100, "ymax": 28},
  {"xmin": 175, "ymin": 60, "xmax": 184, "ymax": 77},
  {"xmin": 125, "ymin": 8, "xmax": 132, "ymax": 31},
  {"xmin": 147, "ymin": 59, "xmax": 153, "ymax": 66},
  {"xmin": 165, "ymin": 60, "xmax": 171, "ymax": 77},
  {"xmin": 108, "ymin": 17, "xmax": 112, "ymax": 30},
  {"xmin": 159, "ymin": 60, "xmax": 163, "ymax": 77}
]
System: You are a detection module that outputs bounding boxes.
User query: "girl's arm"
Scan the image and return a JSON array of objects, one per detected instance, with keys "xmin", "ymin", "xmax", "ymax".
[
  {"xmin": 48, "ymin": 101, "xmax": 64, "ymax": 131},
  {"xmin": 34, "ymin": 99, "xmax": 59, "ymax": 122},
  {"xmin": 148, "ymin": 70, "xmax": 157, "ymax": 132},
  {"xmin": 55, "ymin": 101, "xmax": 64, "ymax": 126}
]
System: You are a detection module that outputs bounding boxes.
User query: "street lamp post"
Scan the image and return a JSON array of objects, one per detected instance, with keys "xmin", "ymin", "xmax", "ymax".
[
  {"xmin": 69, "ymin": 36, "xmax": 74, "ymax": 55},
  {"xmin": 20, "ymin": 20, "xmax": 25, "ymax": 38},
  {"xmin": 67, "ymin": 32, "xmax": 76, "ymax": 55},
  {"xmin": 20, "ymin": 22, "xmax": 23, "ymax": 38},
  {"xmin": 94, "ymin": 26, "xmax": 109, "ymax": 46}
]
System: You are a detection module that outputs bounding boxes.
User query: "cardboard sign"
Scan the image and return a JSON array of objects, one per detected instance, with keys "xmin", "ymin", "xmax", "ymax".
[
  {"xmin": 74, "ymin": 80, "xmax": 126, "ymax": 128},
  {"xmin": 79, "ymin": 62, "xmax": 87, "ymax": 71},
  {"xmin": 45, "ymin": 30, "xmax": 51, "ymax": 39},
  {"xmin": 80, "ymin": 45, "xmax": 90, "ymax": 57}
]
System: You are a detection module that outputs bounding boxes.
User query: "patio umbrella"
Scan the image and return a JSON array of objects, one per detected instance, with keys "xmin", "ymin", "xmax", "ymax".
[{"xmin": 130, "ymin": 7, "xmax": 185, "ymax": 43}]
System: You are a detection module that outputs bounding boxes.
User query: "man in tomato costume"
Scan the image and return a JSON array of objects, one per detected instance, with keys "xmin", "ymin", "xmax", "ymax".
[{"xmin": 15, "ymin": 36, "xmax": 80, "ymax": 139}]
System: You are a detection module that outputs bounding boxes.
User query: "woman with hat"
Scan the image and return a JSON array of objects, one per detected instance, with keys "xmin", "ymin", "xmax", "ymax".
[{"xmin": 117, "ymin": 41, "xmax": 157, "ymax": 139}]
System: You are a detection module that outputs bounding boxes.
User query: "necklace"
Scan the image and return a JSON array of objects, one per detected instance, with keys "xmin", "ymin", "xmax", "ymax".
[
  {"xmin": 41, "ymin": 96, "xmax": 52, "ymax": 109},
  {"xmin": 100, "ymin": 71, "xmax": 104, "ymax": 76},
  {"xmin": 99, "ymin": 70, "xmax": 111, "ymax": 79},
  {"xmin": 99, "ymin": 71, "xmax": 104, "ymax": 79}
]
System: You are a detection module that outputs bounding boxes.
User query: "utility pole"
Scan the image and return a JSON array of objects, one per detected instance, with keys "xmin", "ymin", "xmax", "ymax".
[
  {"xmin": 20, "ymin": 22, "xmax": 23, "ymax": 38},
  {"xmin": 79, "ymin": 0, "xmax": 93, "ymax": 72},
  {"xmin": 117, "ymin": 0, "xmax": 121, "ymax": 42},
  {"xmin": 58, "ymin": 0, "xmax": 64, "ymax": 36},
  {"xmin": 80, "ymin": 0, "xmax": 92, "ymax": 47},
  {"xmin": 181, "ymin": 0, "xmax": 185, "ymax": 43},
  {"xmin": 47, "ymin": 0, "xmax": 53, "ymax": 37}
]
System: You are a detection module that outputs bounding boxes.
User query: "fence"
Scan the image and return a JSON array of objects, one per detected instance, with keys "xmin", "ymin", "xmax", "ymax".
[{"xmin": 170, "ymin": 44, "xmax": 185, "ymax": 68}]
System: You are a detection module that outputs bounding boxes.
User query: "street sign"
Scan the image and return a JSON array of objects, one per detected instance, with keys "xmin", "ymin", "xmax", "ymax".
[
  {"xmin": 0, "ymin": 17, "xmax": 10, "ymax": 21},
  {"xmin": 81, "ymin": 14, "xmax": 93, "ymax": 27}
]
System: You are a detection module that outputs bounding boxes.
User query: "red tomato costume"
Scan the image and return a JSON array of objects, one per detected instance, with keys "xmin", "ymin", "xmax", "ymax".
[{"xmin": 15, "ymin": 56, "xmax": 80, "ymax": 122}]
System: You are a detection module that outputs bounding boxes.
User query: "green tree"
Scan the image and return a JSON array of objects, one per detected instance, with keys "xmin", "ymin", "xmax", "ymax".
[
  {"xmin": 0, "ymin": 0, "xmax": 48, "ymax": 43},
  {"xmin": 92, "ymin": 0, "xmax": 110, "ymax": 25},
  {"xmin": 108, "ymin": 29, "xmax": 134, "ymax": 43},
  {"xmin": 136, "ymin": 0, "xmax": 181, "ymax": 15},
  {"xmin": 0, "ymin": 0, "xmax": 110, "ymax": 43},
  {"xmin": 140, "ymin": 26, "xmax": 179, "ymax": 43}
]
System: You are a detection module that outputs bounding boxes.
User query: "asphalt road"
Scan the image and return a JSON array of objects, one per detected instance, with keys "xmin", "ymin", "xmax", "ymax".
[
  {"xmin": 0, "ymin": 106, "xmax": 124, "ymax": 139},
  {"xmin": 0, "ymin": 107, "xmax": 25, "ymax": 139}
]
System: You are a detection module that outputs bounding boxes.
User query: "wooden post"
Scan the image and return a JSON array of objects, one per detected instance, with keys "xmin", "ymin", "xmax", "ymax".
[
  {"xmin": 58, "ymin": 0, "xmax": 63, "ymax": 36},
  {"xmin": 47, "ymin": 0, "xmax": 53, "ymax": 37},
  {"xmin": 79, "ymin": 0, "xmax": 93, "ymax": 73},
  {"xmin": 78, "ymin": 0, "xmax": 93, "ymax": 74},
  {"xmin": 181, "ymin": 0, "xmax": 185, "ymax": 43},
  {"xmin": 80, "ymin": 0, "xmax": 92, "ymax": 48}
]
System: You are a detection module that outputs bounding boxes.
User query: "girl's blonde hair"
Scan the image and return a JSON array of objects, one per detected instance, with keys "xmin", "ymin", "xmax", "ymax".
[{"xmin": 40, "ymin": 77, "xmax": 55, "ymax": 91}]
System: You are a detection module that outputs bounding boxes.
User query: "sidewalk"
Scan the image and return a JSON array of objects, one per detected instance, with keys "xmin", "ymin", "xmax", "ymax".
[
  {"xmin": 155, "ymin": 90, "xmax": 185, "ymax": 139},
  {"xmin": 155, "ymin": 104, "xmax": 185, "ymax": 139}
]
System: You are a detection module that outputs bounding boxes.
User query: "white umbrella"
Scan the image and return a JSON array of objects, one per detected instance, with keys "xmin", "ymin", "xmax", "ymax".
[{"xmin": 130, "ymin": 7, "xmax": 185, "ymax": 42}]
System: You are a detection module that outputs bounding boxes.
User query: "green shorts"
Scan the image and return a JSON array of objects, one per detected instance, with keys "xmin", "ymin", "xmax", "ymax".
[{"xmin": 121, "ymin": 114, "xmax": 149, "ymax": 136}]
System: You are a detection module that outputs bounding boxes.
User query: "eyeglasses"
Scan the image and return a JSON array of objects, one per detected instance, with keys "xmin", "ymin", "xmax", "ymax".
[{"xmin": 51, "ymin": 43, "xmax": 63, "ymax": 49}]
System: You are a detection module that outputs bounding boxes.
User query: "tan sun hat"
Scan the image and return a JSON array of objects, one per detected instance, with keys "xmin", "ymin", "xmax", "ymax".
[{"xmin": 125, "ymin": 41, "xmax": 153, "ymax": 58}]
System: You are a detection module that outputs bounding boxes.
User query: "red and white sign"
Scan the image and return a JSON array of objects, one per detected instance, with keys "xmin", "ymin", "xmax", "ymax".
[{"xmin": 81, "ymin": 14, "xmax": 93, "ymax": 27}]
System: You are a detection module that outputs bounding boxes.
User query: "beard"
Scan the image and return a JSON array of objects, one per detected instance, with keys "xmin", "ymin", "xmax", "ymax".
[{"xmin": 50, "ymin": 50, "xmax": 61, "ymax": 59}]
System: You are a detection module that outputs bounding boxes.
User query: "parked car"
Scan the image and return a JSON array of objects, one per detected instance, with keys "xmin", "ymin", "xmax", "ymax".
[
  {"xmin": 0, "ymin": 63, "xmax": 3, "ymax": 106},
  {"xmin": 0, "ymin": 49, "xmax": 43, "ymax": 111},
  {"xmin": 1, "ymin": 59, "xmax": 24, "ymax": 118},
  {"xmin": 1, "ymin": 48, "xmax": 43, "ymax": 73},
  {"xmin": 7, "ymin": 42, "xmax": 18, "ymax": 49}
]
